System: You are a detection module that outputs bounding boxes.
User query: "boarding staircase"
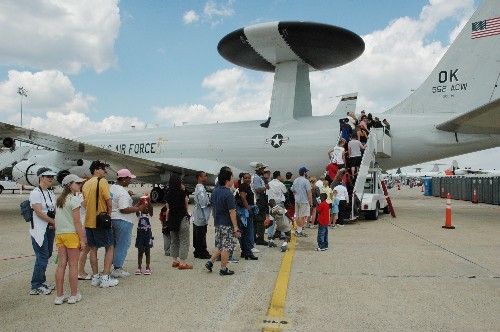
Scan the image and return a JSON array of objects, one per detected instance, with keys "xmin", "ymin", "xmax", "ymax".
[
  {"xmin": 351, "ymin": 128, "xmax": 393, "ymax": 219},
  {"xmin": 0, "ymin": 146, "xmax": 32, "ymax": 171}
]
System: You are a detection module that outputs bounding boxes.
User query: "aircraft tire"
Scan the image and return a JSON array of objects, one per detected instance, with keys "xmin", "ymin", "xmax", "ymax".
[
  {"xmin": 383, "ymin": 205, "xmax": 390, "ymax": 214},
  {"xmin": 366, "ymin": 202, "xmax": 380, "ymax": 220}
]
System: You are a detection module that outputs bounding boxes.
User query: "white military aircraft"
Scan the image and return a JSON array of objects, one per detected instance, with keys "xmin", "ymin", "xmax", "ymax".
[
  {"xmin": 1, "ymin": 0, "xmax": 500, "ymax": 202},
  {"xmin": 390, "ymin": 161, "xmax": 459, "ymax": 179}
]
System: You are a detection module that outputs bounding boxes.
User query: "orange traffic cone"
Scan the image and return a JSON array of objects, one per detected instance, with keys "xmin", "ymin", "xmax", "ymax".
[
  {"xmin": 421, "ymin": 184, "xmax": 424, "ymax": 193},
  {"xmin": 398, "ymin": 182, "xmax": 401, "ymax": 190},
  {"xmin": 472, "ymin": 188, "xmax": 478, "ymax": 204},
  {"xmin": 441, "ymin": 187, "xmax": 445, "ymax": 198},
  {"xmin": 442, "ymin": 193, "xmax": 455, "ymax": 229}
]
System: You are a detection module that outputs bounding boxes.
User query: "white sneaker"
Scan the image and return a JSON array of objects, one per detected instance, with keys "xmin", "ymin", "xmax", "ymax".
[
  {"xmin": 30, "ymin": 286, "xmax": 51, "ymax": 295},
  {"xmin": 42, "ymin": 282, "xmax": 55, "ymax": 290},
  {"xmin": 100, "ymin": 275, "xmax": 119, "ymax": 288},
  {"xmin": 111, "ymin": 268, "xmax": 131, "ymax": 278},
  {"xmin": 251, "ymin": 247, "xmax": 260, "ymax": 253},
  {"xmin": 67, "ymin": 293, "xmax": 82, "ymax": 304},
  {"xmin": 54, "ymin": 294, "xmax": 69, "ymax": 305},
  {"xmin": 90, "ymin": 274, "xmax": 101, "ymax": 287}
]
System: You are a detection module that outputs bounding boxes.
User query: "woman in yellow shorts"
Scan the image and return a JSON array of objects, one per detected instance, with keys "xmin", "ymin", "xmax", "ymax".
[{"xmin": 54, "ymin": 174, "xmax": 87, "ymax": 305}]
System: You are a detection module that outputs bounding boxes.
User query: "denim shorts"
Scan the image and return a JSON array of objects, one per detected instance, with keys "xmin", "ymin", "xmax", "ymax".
[{"xmin": 86, "ymin": 227, "xmax": 114, "ymax": 248}]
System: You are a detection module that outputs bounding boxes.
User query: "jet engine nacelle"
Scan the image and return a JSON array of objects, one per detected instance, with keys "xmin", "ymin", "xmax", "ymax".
[
  {"xmin": 12, "ymin": 161, "xmax": 62, "ymax": 187},
  {"xmin": 2, "ymin": 137, "xmax": 15, "ymax": 149}
]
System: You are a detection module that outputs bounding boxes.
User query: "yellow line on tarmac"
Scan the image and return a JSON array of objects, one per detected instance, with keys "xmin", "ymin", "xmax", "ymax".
[{"xmin": 261, "ymin": 235, "xmax": 297, "ymax": 332}]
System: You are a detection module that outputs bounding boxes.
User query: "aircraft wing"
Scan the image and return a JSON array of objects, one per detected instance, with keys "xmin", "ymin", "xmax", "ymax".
[
  {"xmin": 436, "ymin": 98, "xmax": 500, "ymax": 134},
  {"xmin": 0, "ymin": 121, "xmax": 200, "ymax": 178}
]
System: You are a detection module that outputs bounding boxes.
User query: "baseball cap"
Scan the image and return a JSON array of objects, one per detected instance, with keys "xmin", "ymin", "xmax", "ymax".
[
  {"xmin": 117, "ymin": 169, "xmax": 136, "ymax": 179},
  {"xmin": 285, "ymin": 171, "xmax": 293, "ymax": 177},
  {"xmin": 299, "ymin": 166, "xmax": 309, "ymax": 174},
  {"xmin": 37, "ymin": 167, "xmax": 57, "ymax": 177},
  {"xmin": 61, "ymin": 174, "xmax": 85, "ymax": 186},
  {"xmin": 89, "ymin": 160, "xmax": 110, "ymax": 173}
]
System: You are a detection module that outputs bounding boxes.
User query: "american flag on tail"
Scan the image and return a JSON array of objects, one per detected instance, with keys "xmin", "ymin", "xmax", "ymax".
[{"xmin": 471, "ymin": 16, "xmax": 500, "ymax": 39}]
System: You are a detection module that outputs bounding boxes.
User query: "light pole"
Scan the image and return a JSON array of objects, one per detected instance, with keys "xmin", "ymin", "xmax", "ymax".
[{"xmin": 17, "ymin": 87, "xmax": 28, "ymax": 127}]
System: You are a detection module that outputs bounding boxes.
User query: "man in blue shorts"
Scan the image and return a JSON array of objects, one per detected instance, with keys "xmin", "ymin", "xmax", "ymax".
[
  {"xmin": 82, "ymin": 160, "xmax": 118, "ymax": 288},
  {"xmin": 205, "ymin": 167, "xmax": 241, "ymax": 276}
]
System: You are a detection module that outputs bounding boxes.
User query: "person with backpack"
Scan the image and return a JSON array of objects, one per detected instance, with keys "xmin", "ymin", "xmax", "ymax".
[{"xmin": 29, "ymin": 167, "xmax": 57, "ymax": 295}]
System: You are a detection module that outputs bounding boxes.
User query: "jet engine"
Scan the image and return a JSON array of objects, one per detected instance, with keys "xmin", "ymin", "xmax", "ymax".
[
  {"xmin": 2, "ymin": 137, "xmax": 15, "ymax": 149},
  {"xmin": 12, "ymin": 161, "xmax": 62, "ymax": 187}
]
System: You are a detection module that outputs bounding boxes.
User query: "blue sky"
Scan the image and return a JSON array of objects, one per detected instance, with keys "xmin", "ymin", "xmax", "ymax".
[{"xmin": 1, "ymin": 0, "xmax": 497, "ymax": 172}]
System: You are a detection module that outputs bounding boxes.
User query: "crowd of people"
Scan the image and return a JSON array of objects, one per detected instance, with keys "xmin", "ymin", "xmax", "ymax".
[{"xmin": 26, "ymin": 110, "xmax": 386, "ymax": 303}]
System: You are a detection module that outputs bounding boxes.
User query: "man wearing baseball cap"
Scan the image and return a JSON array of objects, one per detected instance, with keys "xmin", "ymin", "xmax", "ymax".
[
  {"xmin": 291, "ymin": 166, "xmax": 312, "ymax": 237},
  {"xmin": 28, "ymin": 167, "xmax": 58, "ymax": 295},
  {"xmin": 82, "ymin": 160, "xmax": 118, "ymax": 288},
  {"xmin": 110, "ymin": 169, "xmax": 146, "ymax": 278}
]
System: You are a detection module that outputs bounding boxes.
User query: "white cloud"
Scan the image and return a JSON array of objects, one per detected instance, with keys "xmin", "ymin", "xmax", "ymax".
[
  {"xmin": 183, "ymin": 10, "xmax": 199, "ymax": 24},
  {"xmin": 0, "ymin": 0, "xmax": 120, "ymax": 74},
  {"xmin": 204, "ymin": 0, "xmax": 234, "ymax": 18},
  {"xmin": 28, "ymin": 111, "xmax": 145, "ymax": 138},
  {"xmin": 183, "ymin": 1, "xmax": 234, "ymax": 26},
  {"xmin": 155, "ymin": 68, "xmax": 273, "ymax": 125},
  {"xmin": 0, "ymin": 70, "xmax": 95, "ymax": 123}
]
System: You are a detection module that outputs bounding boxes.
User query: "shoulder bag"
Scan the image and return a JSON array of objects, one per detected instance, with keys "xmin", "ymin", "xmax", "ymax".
[{"xmin": 95, "ymin": 177, "xmax": 112, "ymax": 229}]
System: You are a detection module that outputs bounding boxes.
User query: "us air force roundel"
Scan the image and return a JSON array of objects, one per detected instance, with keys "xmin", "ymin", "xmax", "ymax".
[{"xmin": 265, "ymin": 134, "xmax": 289, "ymax": 148}]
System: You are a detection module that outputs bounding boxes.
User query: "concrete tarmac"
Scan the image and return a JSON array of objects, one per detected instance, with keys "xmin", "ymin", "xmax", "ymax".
[{"xmin": 0, "ymin": 186, "xmax": 499, "ymax": 331}]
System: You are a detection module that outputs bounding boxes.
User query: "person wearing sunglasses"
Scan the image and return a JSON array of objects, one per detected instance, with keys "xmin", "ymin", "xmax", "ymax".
[{"xmin": 29, "ymin": 167, "xmax": 57, "ymax": 295}]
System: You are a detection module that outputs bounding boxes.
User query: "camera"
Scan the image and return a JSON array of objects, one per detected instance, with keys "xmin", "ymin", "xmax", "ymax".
[{"xmin": 47, "ymin": 210, "xmax": 56, "ymax": 219}]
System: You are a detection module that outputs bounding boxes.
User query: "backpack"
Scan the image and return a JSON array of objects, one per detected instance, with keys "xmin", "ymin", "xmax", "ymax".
[{"xmin": 20, "ymin": 200, "xmax": 33, "ymax": 225}]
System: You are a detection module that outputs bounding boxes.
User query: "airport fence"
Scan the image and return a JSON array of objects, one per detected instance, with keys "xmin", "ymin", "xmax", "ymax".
[{"xmin": 428, "ymin": 175, "xmax": 500, "ymax": 205}]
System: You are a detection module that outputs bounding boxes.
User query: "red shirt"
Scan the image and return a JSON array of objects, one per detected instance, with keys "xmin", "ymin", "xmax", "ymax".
[
  {"xmin": 326, "ymin": 163, "xmax": 338, "ymax": 180},
  {"xmin": 316, "ymin": 201, "xmax": 330, "ymax": 226}
]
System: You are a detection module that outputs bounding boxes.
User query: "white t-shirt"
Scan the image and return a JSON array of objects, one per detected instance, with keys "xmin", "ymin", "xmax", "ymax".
[
  {"xmin": 333, "ymin": 184, "xmax": 349, "ymax": 202},
  {"xmin": 330, "ymin": 146, "xmax": 345, "ymax": 165},
  {"xmin": 267, "ymin": 179, "xmax": 287, "ymax": 203},
  {"xmin": 110, "ymin": 184, "xmax": 134, "ymax": 223},
  {"xmin": 76, "ymin": 192, "xmax": 86, "ymax": 225},
  {"xmin": 29, "ymin": 188, "xmax": 56, "ymax": 246}
]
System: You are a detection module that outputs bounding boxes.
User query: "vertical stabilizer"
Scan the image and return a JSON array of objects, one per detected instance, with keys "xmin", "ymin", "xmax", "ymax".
[
  {"xmin": 331, "ymin": 92, "xmax": 358, "ymax": 115},
  {"xmin": 387, "ymin": 0, "xmax": 500, "ymax": 115}
]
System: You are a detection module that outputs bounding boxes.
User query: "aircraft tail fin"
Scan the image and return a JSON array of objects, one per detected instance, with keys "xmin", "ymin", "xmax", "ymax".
[
  {"xmin": 429, "ymin": 164, "xmax": 439, "ymax": 172},
  {"xmin": 386, "ymin": 0, "xmax": 500, "ymax": 115},
  {"xmin": 330, "ymin": 92, "xmax": 358, "ymax": 115},
  {"xmin": 448, "ymin": 160, "xmax": 459, "ymax": 171}
]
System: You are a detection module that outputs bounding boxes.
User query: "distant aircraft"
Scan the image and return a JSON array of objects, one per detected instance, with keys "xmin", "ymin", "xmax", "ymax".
[
  {"xmin": 390, "ymin": 161, "xmax": 459, "ymax": 179},
  {"xmin": 1, "ymin": 0, "xmax": 500, "ymax": 203}
]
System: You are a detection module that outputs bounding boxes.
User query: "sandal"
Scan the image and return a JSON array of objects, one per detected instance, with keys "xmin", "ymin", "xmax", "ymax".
[{"xmin": 78, "ymin": 274, "xmax": 91, "ymax": 280}]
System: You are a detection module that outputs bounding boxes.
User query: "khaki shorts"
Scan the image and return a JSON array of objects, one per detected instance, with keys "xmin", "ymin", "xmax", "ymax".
[
  {"xmin": 295, "ymin": 203, "xmax": 310, "ymax": 217},
  {"xmin": 56, "ymin": 233, "xmax": 81, "ymax": 249}
]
